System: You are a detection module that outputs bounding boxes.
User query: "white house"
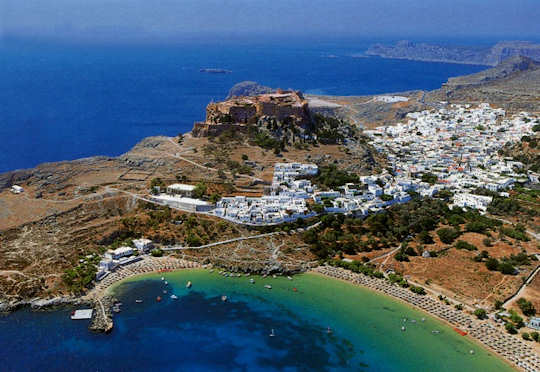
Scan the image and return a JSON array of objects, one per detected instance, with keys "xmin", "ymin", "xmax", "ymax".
[
  {"xmin": 10, "ymin": 185, "xmax": 23, "ymax": 194},
  {"xmin": 133, "ymin": 238, "xmax": 153, "ymax": 253},
  {"xmin": 105, "ymin": 246, "xmax": 134, "ymax": 260}
]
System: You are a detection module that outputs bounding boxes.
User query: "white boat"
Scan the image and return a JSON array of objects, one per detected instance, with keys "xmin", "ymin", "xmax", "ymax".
[
  {"xmin": 264, "ymin": 285, "xmax": 272, "ymax": 290},
  {"xmin": 135, "ymin": 299, "xmax": 143, "ymax": 303},
  {"xmin": 163, "ymin": 290, "xmax": 168, "ymax": 294},
  {"xmin": 221, "ymin": 295, "xmax": 227, "ymax": 302},
  {"xmin": 287, "ymin": 276, "xmax": 292, "ymax": 280},
  {"xmin": 164, "ymin": 281, "xmax": 168, "ymax": 285},
  {"xmin": 401, "ymin": 326, "xmax": 406, "ymax": 331},
  {"xmin": 326, "ymin": 326, "xmax": 332, "ymax": 334},
  {"xmin": 186, "ymin": 281, "xmax": 192, "ymax": 288},
  {"xmin": 250, "ymin": 279, "xmax": 255, "ymax": 284},
  {"xmin": 272, "ymin": 275, "xmax": 277, "ymax": 279},
  {"xmin": 161, "ymin": 277, "xmax": 165, "ymax": 281},
  {"xmin": 269, "ymin": 329, "xmax": 275, "ymax": 337},
  {"xmin": 170, "ymin": 294, "xmax": 178, "ymax": 300}
]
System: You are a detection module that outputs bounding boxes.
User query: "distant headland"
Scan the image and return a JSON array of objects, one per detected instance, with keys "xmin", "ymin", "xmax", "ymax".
[{"xmin": 366, "ymin": 40, "xmax": 540, "ymax": 66}]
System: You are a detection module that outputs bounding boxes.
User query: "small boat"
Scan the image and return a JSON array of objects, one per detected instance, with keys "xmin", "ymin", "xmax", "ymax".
[
  {"xmin": 401, "ymin": 326, "xmax": 406, "ymax": 332},
  {"xmin": 163, "ymin": 290, "xmax": 168, "ymax": 294},
  {"xmin": 432, "ymin": 330, "xmax": 440, "ymax": 334},
  {"xmin": 269, "ymin": 329, "xmax": 275, "ymax": 337},
  {"xmin": 210, "ymin": 269, "xmax": 214, "ymax": 273},
  {"xmin": 410, "ymin": 319, "xmax": 416, "ymax": 323},
  {"xmin": 421, "ymin": 318, "xmax": 425, "ymax": 322},
  {"xmin": 161, "ymin": 277, "xmax": 165, "ymax": 281},
  {"xmin": 250, "ymin": 278, "xmax": 255, "ymax": 284},
  {"xmin": 135, "ymin": 299, "xmax": 143, "ymax": 303},
  {"xmin": 469, "ymin": 350, "xmax": 474, "ymax": 355},
  {"xmin": 170, "ymin": 294, "xmax": 178, "ymax": 300},
  {"xmin": 113, "ymin": 307, "xmax": 121, "ymax": 313},
  {"xmin": 164, "ymin": 281, "xmax": 168, "ymax": 285},
  {"xmin": 272, "ymin": 274, "xmax": 277, "ymax": 279},
  {"xmin": 287, "ymin": 276, "xmax": 292, "ymax": 280},
  {"xmin": 245, "ymin": 273, "xmax": 250, "ymax": 277},
  {"xmin": 221, "ymin": 295, "xmax": 227, "ymax": 302},
  {"xmin": 156, "ymin": 296, "xmax": 162, "ymax": 302},
  {"xmin": 326, "ymin": 326, "xmax": 332, "ymax": 334},
  {"xmin": 264, "ymin": 285, "xmax": 272, "ymax": 290},
  {"xmin": 186, "ymin": 281, "xmax": 192, "ymax": 288}
]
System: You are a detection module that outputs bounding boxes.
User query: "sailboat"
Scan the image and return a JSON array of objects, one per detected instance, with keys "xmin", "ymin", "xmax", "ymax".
[{"xmin": 269, "ymin": 329, "xmax": 275, "ymax": 337}]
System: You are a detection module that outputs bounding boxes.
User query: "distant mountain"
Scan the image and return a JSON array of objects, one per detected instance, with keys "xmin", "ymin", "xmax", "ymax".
[
  {"xmin": 445, "ymin": 55, "xmax": 540, "ymax": 88},
  {"xmin": 226, "ymin": 81, "xmax": 274, "ymax": 99},
  {"xmin": 366, "ymin": 40, "xmax": 540, "ymax": 66},
  {"xmin": 426, "ymin": 55, "xmax": 540, "ymax": 112}
]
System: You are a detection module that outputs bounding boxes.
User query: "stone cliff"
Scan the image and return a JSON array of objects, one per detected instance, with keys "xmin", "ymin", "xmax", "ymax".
[{"xmin": 192, "ymin": 90, "xmax": 311, "ymax": 137}]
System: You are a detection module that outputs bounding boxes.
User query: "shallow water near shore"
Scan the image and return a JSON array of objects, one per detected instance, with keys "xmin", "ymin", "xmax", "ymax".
[{"xmin": 0, "ymin": 270, "xmax": 513, "ymax": 371}]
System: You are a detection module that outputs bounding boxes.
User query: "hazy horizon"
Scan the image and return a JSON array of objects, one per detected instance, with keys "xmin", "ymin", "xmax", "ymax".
[{"xmin": 2, "ymin": 0, "xmax": 539, "ymax": 45}]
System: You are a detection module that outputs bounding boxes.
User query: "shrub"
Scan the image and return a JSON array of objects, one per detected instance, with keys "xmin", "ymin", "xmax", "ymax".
[
  {"xmin": 151, "ymin": 248, "xmax": 163, "ymax": 257},
  {"xmin": 505, "ymin": 323, "xmax": 517, "ymax": 334},
  {"xmin": 410, "ymin": 285, "xmax": 426, "ymax": 295},
  {"xmin": 421, "ymin": 172, "xmax": 438, "ymax": 185},
  {"xmin": 241, "ymin": 154, "xmax": 248, "ymax": 160},
  {"xmin": 455, "ymin": 240, "xmax": 477, "ymax": 251},
  {"xmin": 482, "ymin": 237, "xmax": 493, "ymax": 247},
  {"xmin": 522, "ymin": 332, "xmax": 531, "ymax": 341},
  {"xmin": 474, "ymin": 308, "xmax": 487, "ymax": 319},
  {"xmin": 498, "ymin": 262, "xmax": 516, "ymax": 275},
  {"xmin": 517, "ymin": 298, "xmax": 536, "ymax": 316},
  {"xmin": 437, "ymin": 227, "xmax": 460, "ymax": 244},
  {"xmin": 418, "ymin": 231, "xmax": 434, "ymax": 244},
  {"xmin": 531, "ymin": 331, "xmax": 539, "ymax": 342},
  {"xmin": 486, "ymin": 258, "xmax": 499, "ymax": 271}
]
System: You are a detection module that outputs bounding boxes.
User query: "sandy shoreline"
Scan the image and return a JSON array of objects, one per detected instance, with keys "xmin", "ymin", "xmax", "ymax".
[
  {"xmin": 82, "ymin": 257, "xmax": 538, "ymax": 371},
  {"xmin": 311, "ymin": 265, "xmax": 539, "ymax": 372}
]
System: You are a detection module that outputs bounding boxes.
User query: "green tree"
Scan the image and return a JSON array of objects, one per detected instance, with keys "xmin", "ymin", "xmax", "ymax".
[
  {"xmin": 505, "ymin": 323, "xmax": 517, "ymax": 334},
  {"xmin": 192, "ymin": 182, "xmax": 207, "ymax": 199},
  {"xmin": 474, "ymin": 308, "xmax": 487, "ymax": 319},
  {"xmin": 437, "ymin": 227, "xmax": 460, "ymax": 244},
  {"xmin": 517, "ymin": 298, "xmax": 536, "ymax": 316},
  {"xmin": 485, "ymin": 258, "xmax": 499, "ymax": 271}
]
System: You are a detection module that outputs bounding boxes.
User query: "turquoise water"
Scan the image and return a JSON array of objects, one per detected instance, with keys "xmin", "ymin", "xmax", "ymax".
[{"xmin": 0, "ymin": 270, "xmax": 513, "ymax": 371}]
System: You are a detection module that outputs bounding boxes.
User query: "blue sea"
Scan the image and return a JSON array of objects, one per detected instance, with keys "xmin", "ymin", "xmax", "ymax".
[
  {"xmin": 0, "ymin": 271, "xmax": 512, "ymax": 372},
  {"xmin": 0, "ymin": 38, "xmax": 487, "ymax": 173}
]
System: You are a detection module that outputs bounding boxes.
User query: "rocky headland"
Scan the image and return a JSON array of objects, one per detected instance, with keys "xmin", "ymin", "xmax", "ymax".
[{"xmin": 366, "ymin": 40, "xmax": 540, "ymax": 66}]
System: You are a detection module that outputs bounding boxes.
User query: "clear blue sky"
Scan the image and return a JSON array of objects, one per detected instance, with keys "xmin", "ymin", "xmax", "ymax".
[{"xmin": 2, "ymin": 0, "xmax": 539, "ymax": 43}]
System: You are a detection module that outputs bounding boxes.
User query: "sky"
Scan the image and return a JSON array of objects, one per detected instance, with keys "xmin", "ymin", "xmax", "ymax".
[{"xmin": 1, "ymin": 0, "xmax": 539, "ymax": 43}]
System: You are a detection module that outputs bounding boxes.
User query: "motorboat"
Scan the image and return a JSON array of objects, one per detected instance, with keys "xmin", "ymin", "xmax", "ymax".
[
  {"xmin": 264, "ymin": 285, "xmax": 272, "ymax": 290},
  {"xmin": 250, "ymin": 279, "xmax": 255, "ymax": 284},
  {"xmin": 170, "ymin": 294, "xmax": 178, "ymax": 300},
  {"xmin": 221, "ymin": 295, "xmax": 227, "ymax": 302},
  {"xmin": 186, "ymin": 281, "xmax": 192, "ymax": 288},
  {"xmin": 269, "ymin": 329, "xmax": 275, "ymax": 337}
]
